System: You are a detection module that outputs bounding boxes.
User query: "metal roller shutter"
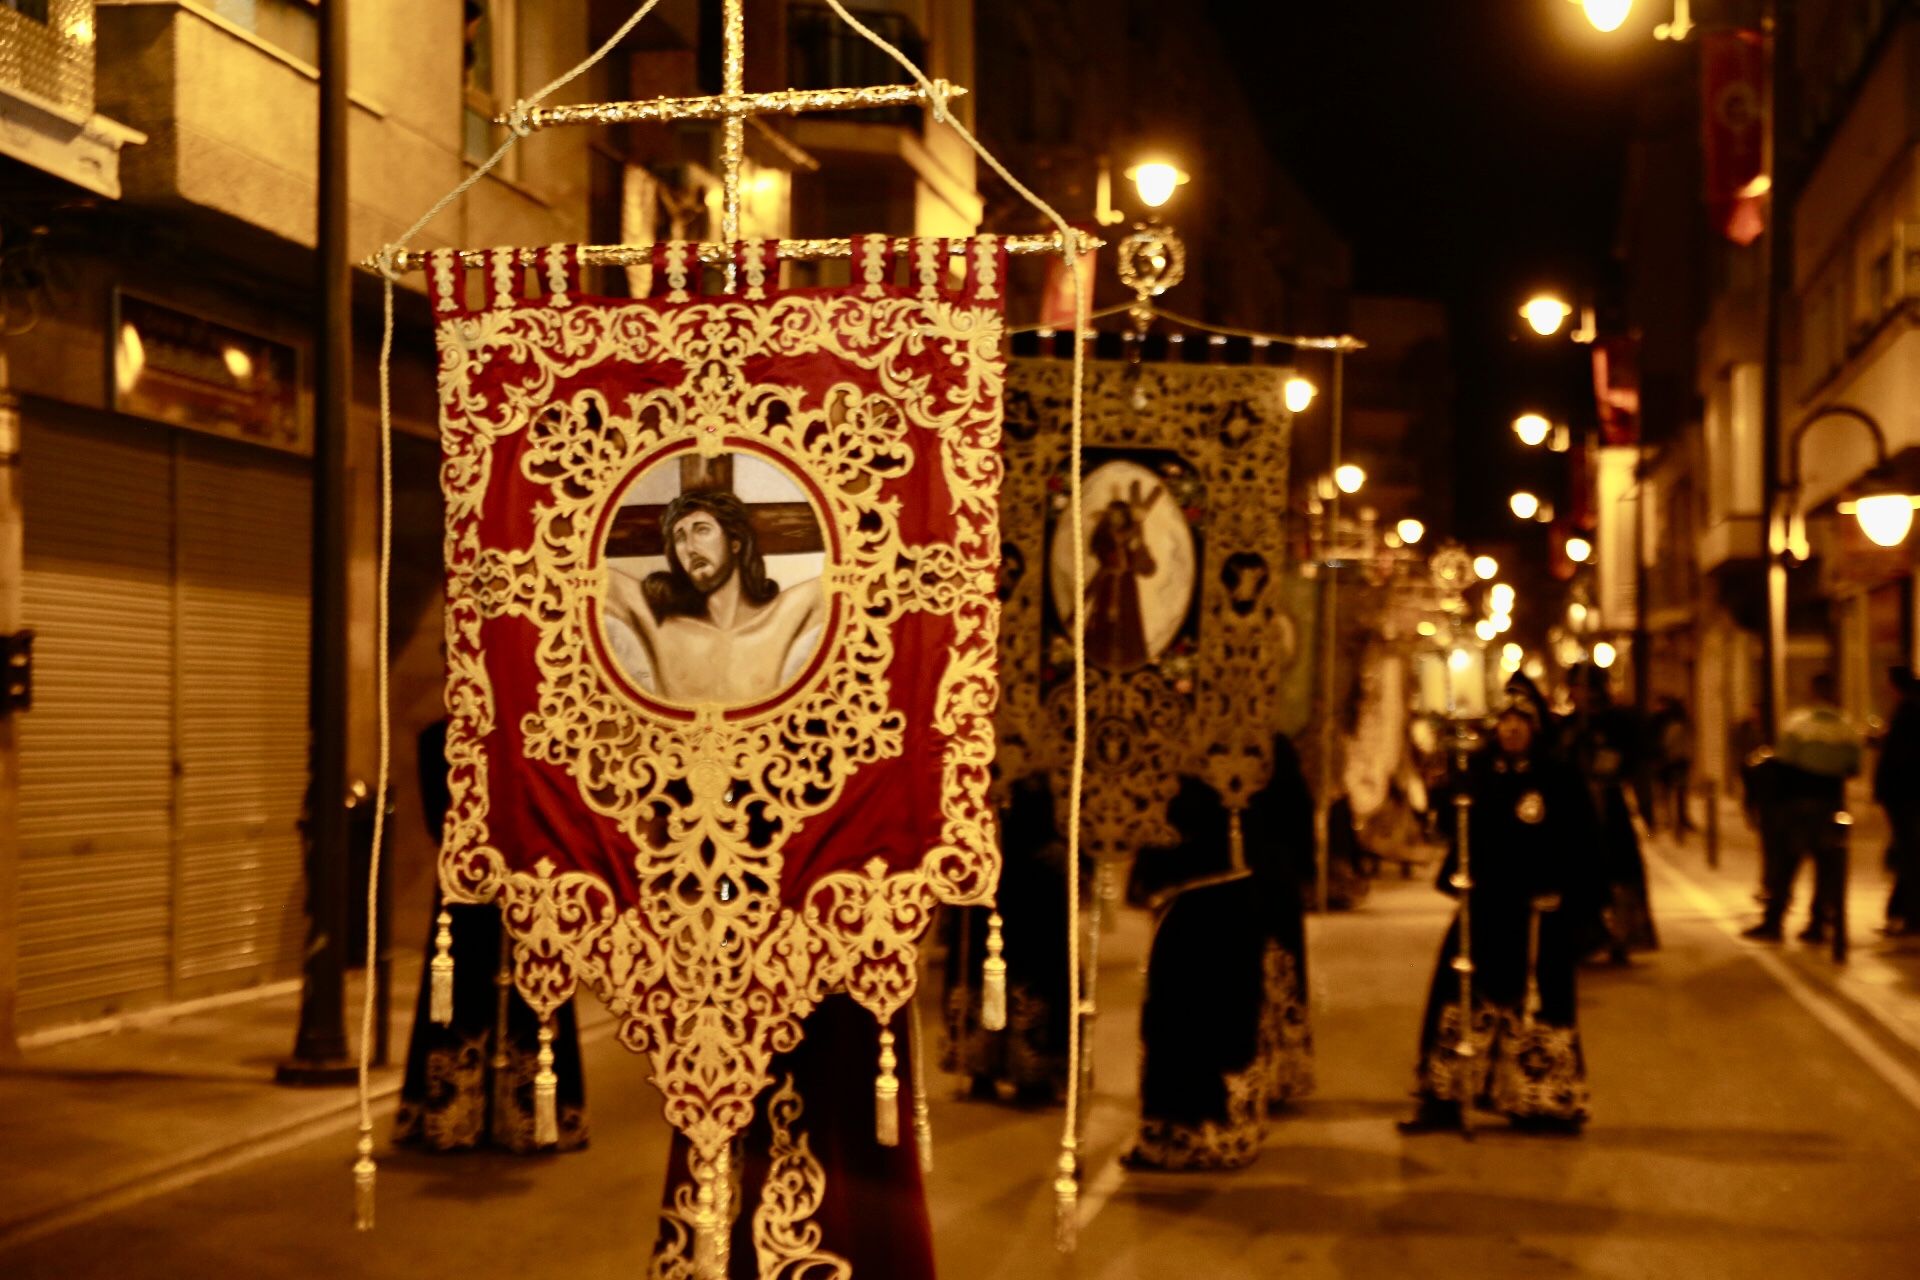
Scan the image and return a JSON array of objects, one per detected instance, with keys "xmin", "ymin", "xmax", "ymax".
[
  {"xmin": 16, "ymin": 416, "xmax": 313, "ymax": 1028},
  {"xmin": 172, "ymin": 435, "xmax": 310, "ymax": 994},
  {"xmin": 16, "ymin": 416, "xmax": 176, "ymax": 1024}
]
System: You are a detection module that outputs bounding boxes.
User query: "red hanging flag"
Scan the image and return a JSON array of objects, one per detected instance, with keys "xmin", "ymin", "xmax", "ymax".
[{"xmin": 1702, "ymin": 28, "xmax": 1768, "ymax": 246}]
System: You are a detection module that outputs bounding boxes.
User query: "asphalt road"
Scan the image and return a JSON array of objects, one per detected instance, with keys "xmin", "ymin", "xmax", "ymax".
[{"xmin": 7, "ymin": 835, "xmax": 1920, "ymax": 1279}]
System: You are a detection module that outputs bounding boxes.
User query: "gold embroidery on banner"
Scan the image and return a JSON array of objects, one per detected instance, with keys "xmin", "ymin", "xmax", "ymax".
[
  {"xmin": 753, "ymin": 1076, "xmax": 854, "ymax": 1280},
  {"xmin": 437, "ymin": 283, "xmax": 1005, "ymax": 1178},
  {"xmin": 916, "ymin": 238, "xmax": 942, "ymax": 300},
  {"xmin": 860, "ymin": 235, "xmax": 888, "ymax": 298},
  {"xmin": 491, "ymin": 248, "xmax": 516, "ymax": 310},
  {"xmin": 997, "ymin": 359, "xmax": 1292, "ymax": 855},
  {"xmin": 744, "ymin": 238, "xmax": 769, "ymax": 300},
  {"xmin": 972, "ymin": 234, "xmax": 999, "ymax": 300}
]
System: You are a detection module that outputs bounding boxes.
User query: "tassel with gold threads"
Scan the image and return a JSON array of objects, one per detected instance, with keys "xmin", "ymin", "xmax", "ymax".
[
  {"xmin": 352, "ymin": 1124, "xmax": 376, "ymax": 1231},
  {"xmin": 533, "ymin": 1016, "xmax": 558, "ymax": 1147},
  {"xmin": 980, "ymin": 911, "xmax": 1008, "ymax": 1032},
  {"xmin": 1052, "ymin": 1142, "xmax": 1079, "ymax": 1252},
  {"xmin": 429, "ymin": 908, "xmax": 455, "ymax": 1026},
  {"xmin": 909, "ymin": 999, "xmax": 933, "ymax": 1174},
  {"xmin": 875, "ymin": 1027, "xmax": 901, "ymax": 1146}
]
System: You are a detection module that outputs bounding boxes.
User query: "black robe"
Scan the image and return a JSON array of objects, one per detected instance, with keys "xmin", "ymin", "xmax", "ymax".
[
  {"xmin": 941, "ymin": 772, "xmax": 1072, "ymax": 1103},
  {"xmin": 393, "ymin": 719, "xmax": 589, "ymax": 1153},
  {"xmin": 650, "ymin": 996, "xmax": 935, "ymax": 1279},
  {"xmin": 1413, "ymin": 747, "xmax": 1593, "ymax": 1122},
  {"xmin": 1125, "ymin": 749, "xmax": 1315, "ymax": 1171},
  {"xmin": 1568, "ymin": 706, "xmax": 1659, "ymax": 955}
]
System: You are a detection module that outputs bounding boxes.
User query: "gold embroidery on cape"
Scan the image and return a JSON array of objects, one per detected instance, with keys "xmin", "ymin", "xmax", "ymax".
[
  {"xmin": 753, "ymin": 1076, "xmax": 855, "ymax": 1280},
  {"xmin": 437, "ymin": 265, "xmax": 1004, "ymax": 1176},
  {"xmin": 997, "ymin": 359, "xmax": 1291, "ymax": 851}
]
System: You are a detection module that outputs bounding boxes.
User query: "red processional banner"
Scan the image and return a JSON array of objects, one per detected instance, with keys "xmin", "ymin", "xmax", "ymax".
[
  {"xmin": 1702, "ymin": 28, "xmax": 1768, "ymax": 246},
  {"xmin": 426, "ymin": 236, "xmax": 1007, "ymax": 1170}
]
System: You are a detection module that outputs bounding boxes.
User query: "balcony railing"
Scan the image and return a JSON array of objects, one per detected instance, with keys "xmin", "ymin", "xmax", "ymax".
[{"xmin": 786, "ymin": 3, "xmax": 927, "ymax": 127}]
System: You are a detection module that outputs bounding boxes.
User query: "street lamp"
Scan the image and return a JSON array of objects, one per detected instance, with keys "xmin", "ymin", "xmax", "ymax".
[
  {"xmin": 1844, "ymin": 490, "xmax": 1918, "ymax": 548},
  {"xmin": 1473, "ymin": 554, "xmax": 1498, "ymax": 581},
  {"xmin": 1397, "ymin": 518, "xmax": 1426, "ymax": 545},
  {"xmin": 1510, "ymin": 490, "xmax": 1541, "ymax": 520},
  {"xmin": 1334, "ymin": 463, "xmax": 1366, "ymax": 495},
  {"xmin": 1581, "ymin": 0, "xmax": 1634, "ymax": 32},
  {"xmin": 1489, "ymin": 582, "xmax": 1516, "ymax": 614},
  {"xmin": 1475, "ymin": 619, "xmax": 1498, "ymax": 643},
  {"xmin": 1126, "ymin": 160, "xmax": 1190, "ymax": 209},
  {"xmin": 1514, "ymin": 412, "xmax": 1552, "ymax": 447},
  {"xmin": 1565, "ymin": 535, "xmax": 1593, "ymax": 563},
  {"xmin": 1520, "ymin": 294, "xmax": 1573, "ymax": 337},
  {"xmin": 1285, "ymin": 376, "xmax": 1318, "ymax": 414},
  {"xmin": 1593, "ymin": 640, "xmax": 1619, "ymax": 669}
]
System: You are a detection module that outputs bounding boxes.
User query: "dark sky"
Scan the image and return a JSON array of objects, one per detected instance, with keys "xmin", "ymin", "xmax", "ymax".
[{"xmin": 1209, "ymin": 1, "xmax": 1688, "ymax": 551}]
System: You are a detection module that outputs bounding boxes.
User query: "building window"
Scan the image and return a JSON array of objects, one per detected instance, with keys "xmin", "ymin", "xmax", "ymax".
[
  {"xmin": 463, "ymin": 0, "xmax": 518, "ymax": 166},
  {"xmin": 205, "ymin": 0, "xmax": 319, "ymax": 66}
]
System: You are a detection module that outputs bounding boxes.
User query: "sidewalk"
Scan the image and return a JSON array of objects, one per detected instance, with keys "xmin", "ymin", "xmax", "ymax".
[
  {"xmin": 1646, "ymin": 792, "xmax": 1920, "ymax": 1067},
  {"xmin": 0, "ymin": 967, "xmax": 417, "ymax": 1248}
]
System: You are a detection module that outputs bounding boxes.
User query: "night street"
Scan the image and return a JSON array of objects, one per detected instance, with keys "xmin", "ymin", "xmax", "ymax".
[{"xmin": 7, "ymin": 828, "xmax": 1920, "ymax": 1279}]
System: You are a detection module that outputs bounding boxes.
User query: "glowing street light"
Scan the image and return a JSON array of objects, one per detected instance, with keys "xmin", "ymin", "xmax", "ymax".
[
  {"xmin": 1126, "ymin": 160, "xmax": 1190, "ymax": 209},
  {"xmin": 1284, "ymin": 376, "xmax": 1318, "ymax": 414},
  {"xmin": 1488, "ymin": 582, "xmax": 1516, "ymax": 614},
  {"xmin": 1520, "ymin": 294, "xmax": 1573, "ymax": 337},
  {"xmin": 1448, "ymin": 646, "xmax": 1475, "ymax": 672},
  {"xmin": 1582, "ymin": 0, "xmax": 1634, "ymax": 33},
  {"xmin": 1502, "ymin": 642, "xmax": 1525, "ymax": 667},
  {"xmin": 1397, "ymin": 518, "xmax": 1426, "ymax": 545},
  {"xmin": 1565, "ymin": 535, "xmax": 1593, "ymax": 563},
  {"xmin": 1514, "ymin": 412, "xmax": 1552, "ymax": 447},
  {"xmin": 1843, "ymin": 492, "xmax": 1919, "ymax": 549},
  {"xmin": 1510, "ymin": 490, "xmax": 1541, "ymax": 520},
  {"xmin": 1475, "ymin": 619, "xmax": 1498, "ymax": 643},
  {"xmin": 1492, "ymin": 613, "xmax": 1513, "ymax": 634},
  {"xmin": 1473, "ymin": 554, "xmax": 1499, "ymax": 581},
  {"xmin": 1593, "ymin": 640, "xmax": 1619, "ymax": 669},
  {"xmin": 1569, "ymin": 601, "xmax": 1590, "ymax": 628},
  {"xmin": 1334, "ymin": 463, "xmax": 1367, "ymax": 495},
  {"xmin": 1417, "ymin": 620, "xmax": 1439, "ymax": 637}
]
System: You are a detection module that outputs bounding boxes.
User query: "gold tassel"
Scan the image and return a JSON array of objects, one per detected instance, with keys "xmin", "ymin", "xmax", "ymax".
[
  {"xmin": 429, "ymin": 908, "xmax": 455, "ymax": 1026},
  {"xmin": 352, "ymin": 1126, "xmax": 376, "ymax": 1231},
  {"xmin": 980, "ymin": 911, "xmax": 1008, "ymax": 1032},
  {"xmin": 1052, "ymin": 1144, "xmax": 1079, "ymax": 1253},
  {"xmin": 533, "ymin": 1017, "xmax": 558, "ymax": 1147},
  {"xmin": 875, "ymin": 1028, "xmax": 900, "ymax": 1147},
  {"xmin": 691, "ymin": 1146, "xmax": 730, "ymax": 1279}
]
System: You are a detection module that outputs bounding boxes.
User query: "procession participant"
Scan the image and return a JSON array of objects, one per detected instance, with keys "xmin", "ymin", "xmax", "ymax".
[
  {"xmin": 394, "ymin": 718, "xmax": 589, "ymax": 1153},
  {"xmin": 1874, "ymin": 666, "xmax": 1920, "ymax": 936},
  {"xmin": 1743, "ymin": 673, "xmax": 1863, "ymax": 944},
  {"xmin": 941, "ymin": 771, "xmax": 1071, "ymax": 1105},
  {"xmin": 1124, "ymin": 744, "xmax": 1315, "ymax": 1171},
  {"xmin": 1399, "ymin": 696, "xmax": 1595, "ymax": 1135},
  {"xmin": 1566, "ymin": 662, "xmax": 1658, "ymax": 961}
]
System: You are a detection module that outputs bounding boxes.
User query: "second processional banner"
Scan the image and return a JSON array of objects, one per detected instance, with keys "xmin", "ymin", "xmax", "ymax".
[{"xmin": 428, "ymin": 236, "xmax": 1009, "ymax": 1160}]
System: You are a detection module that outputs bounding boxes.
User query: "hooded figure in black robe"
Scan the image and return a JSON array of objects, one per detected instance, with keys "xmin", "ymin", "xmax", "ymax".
[
  {"xmin": 941, "ymin": 770, "xmax": 1072, "ymax": 1103},
  {"xmin": 393, "ymin": 718, "xmax": 589, "ymax": 1153},
  {"xmin": 1401, "ymin": 698, "xmax": 1596, "ymax": 1134},
  {"xmin": 1566, "ymin": 663, "xmax": 1658, "ymax": 960},
  {"xmin": 1124, "ymin": 735, "xmax": 1316, "ymax": 1171}
]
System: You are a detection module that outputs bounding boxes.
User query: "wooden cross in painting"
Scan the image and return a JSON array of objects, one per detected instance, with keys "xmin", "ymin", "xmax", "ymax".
[{"xmin": 605, "ymin": 454, "xmax": 823, "ymax": 558}]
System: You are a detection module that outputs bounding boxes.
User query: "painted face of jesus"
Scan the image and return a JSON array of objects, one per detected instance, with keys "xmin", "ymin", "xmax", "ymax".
[{"xmin": 671, "ymin": 509, "xmax": 736, "ymax": 596}]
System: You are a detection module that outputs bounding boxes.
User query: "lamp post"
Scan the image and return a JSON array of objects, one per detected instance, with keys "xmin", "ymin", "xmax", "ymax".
[{"xmin": 1768, "ymin": 404, "xmax": 1916, "ymax": 722}]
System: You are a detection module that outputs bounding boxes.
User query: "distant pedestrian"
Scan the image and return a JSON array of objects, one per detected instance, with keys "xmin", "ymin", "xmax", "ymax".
[
  {"xmin": 1742, "ymin": 674, "xmax": 1862, "ymax": 946},
  {"xmin": 1650, "ymin": 695, "xmax": 1696, "ymax": 837},
  {"xmin": 1874, "ymin": 666, "xmax": 1920, "ymax": 936},
  {"xmin": 1399, "ymin": 696, "xmax": 1595, "ymax": 1135}
]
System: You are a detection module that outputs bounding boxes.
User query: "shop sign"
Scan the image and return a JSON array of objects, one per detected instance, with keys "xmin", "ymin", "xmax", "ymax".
[{"xmin": 110, "ymin": 292, "xmax": 308, "ymax": 456}]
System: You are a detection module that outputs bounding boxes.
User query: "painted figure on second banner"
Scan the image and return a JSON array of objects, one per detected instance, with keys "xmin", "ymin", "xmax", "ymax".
[
  {"xmin": 649, "ymin": 996, "xmax": 934, "ymax": 1279},
  {"xmin": 1084, "ymin": 481, "xmax": 1165, "ymax": 670},
  {"xmin": 1566, "ymin": 662, "xmax": 1658, "ymax": 962},
  {"xmin": 941, "ymin": 771, "xmax": 1072, "ymax": 1105},
  {"xmin": 1400, "ymin": 695, "xmax": 1595, "ymax": 1135},
  {"xmin": 393, "ymin": 718, "xmax": 589, "ymax": 1153},
  {"xmin": 1123, "ymin": 737, "xmax": 1316, "ymax": 1171}
]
